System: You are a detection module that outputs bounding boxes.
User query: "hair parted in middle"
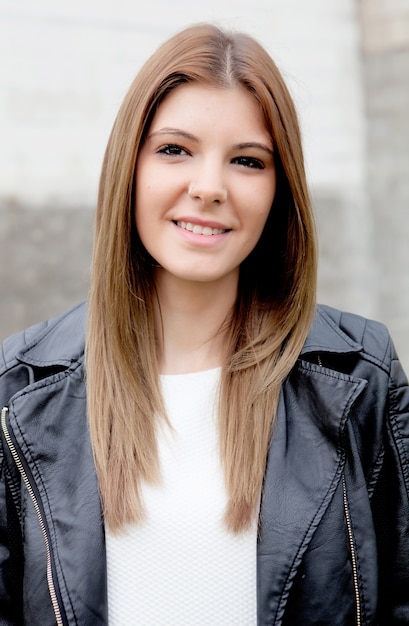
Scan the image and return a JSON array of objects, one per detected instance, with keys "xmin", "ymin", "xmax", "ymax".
[{"xmin": 87, "ymin": 22, "xmax": 317, "ymax": 533}]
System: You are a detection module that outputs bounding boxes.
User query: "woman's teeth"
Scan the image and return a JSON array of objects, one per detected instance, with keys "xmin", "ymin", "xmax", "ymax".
[{"xmin": 176, "ymin": 221, "xmax": 226, "ymax": 236}]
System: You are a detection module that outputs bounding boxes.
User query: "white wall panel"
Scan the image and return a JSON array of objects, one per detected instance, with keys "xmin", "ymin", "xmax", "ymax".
[{"xmin": 0, "ymin": 0, "xmax": 365, "ymax": 204}]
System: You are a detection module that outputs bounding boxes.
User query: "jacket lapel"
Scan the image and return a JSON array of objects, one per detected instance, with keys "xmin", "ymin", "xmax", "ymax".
[
  {"xmin": 257, "ymin": 360, "xmax": 367, "ymax": 624},
  {"xmin": 5, "ymin": 361, "xmax": 107, "ymax": 625}
]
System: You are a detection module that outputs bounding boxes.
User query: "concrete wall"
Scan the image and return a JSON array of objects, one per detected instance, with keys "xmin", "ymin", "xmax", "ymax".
[
  {"xmin": 360, "ymin": 0, "xmax": 409, "ymax": 368},
  {"xmin": 1, "ymin": 0, "xmax": 408, "ymax": 371}
]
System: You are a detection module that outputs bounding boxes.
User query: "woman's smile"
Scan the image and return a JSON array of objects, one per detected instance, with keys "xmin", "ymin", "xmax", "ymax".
[{"xmin": 174, "ymin": 220, "xmax": 229, "ymax": 236}]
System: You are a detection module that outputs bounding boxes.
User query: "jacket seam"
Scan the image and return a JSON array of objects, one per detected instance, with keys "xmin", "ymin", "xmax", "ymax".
[
  {"xmin": 0, "ymin": 356, "xmax": 20, "ymax": 377},
  {"xmin": 366, "ymin": 445, "xmax": 385, "ymax": 498},
  {"xmin": 387, "ymin": 374, "xmax": 409, "ymax": 493},
  {"xmin": 360, "ymin": 336, "xmax": 392, "ymax": 495},
  {"xmin": 297, "ymin": 360, "xmax": 366, "ymax": 386},
  {"xmin": 4, "ymin": 359, "xmax": 83, "ymax": 404}
]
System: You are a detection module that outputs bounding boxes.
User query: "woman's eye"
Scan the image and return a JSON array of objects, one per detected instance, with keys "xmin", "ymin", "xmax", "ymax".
[
  {"xmin": 233, "ymin": 156, "xmax": 265, "ymax": 169},
  {"xmin": 157, "ymin": 144, "xmax": 188, "ymax": 156}
]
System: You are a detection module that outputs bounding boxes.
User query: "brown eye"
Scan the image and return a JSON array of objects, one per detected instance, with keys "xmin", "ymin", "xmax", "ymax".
[
  {"xmin": 157, "ymin": 144, "xmax": 189, "ymax": 156},
  {"xmin": 232, "ymin": 156, "xmax": 264, "ymax": 169}
]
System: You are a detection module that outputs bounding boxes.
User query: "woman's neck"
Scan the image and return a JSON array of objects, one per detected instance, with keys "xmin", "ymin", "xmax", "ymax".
[{"xmin": 153, "ymin": 271, "xmax": 237, "ymax": 375}]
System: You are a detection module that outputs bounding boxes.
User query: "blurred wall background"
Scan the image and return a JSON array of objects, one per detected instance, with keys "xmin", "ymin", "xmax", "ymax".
[{"xmin": 1, "ymin": 0, "xmax": 408, "ymax": 370}]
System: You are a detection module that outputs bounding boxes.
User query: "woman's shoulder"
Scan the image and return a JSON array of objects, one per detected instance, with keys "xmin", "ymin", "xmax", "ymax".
[
  {"xmin": 0, "ymin": 301, "xmax": 86, "ymax": 375},
  {"xmin": 304, "ymin": 305, "xmax": 408, "ymax": 426},
  {"xmin": 310, "ymin": 303, "xmax": 394, "ymax": 372}
]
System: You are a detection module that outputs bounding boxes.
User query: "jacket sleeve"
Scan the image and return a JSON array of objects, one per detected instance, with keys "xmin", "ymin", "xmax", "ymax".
[{"xmin": 373, "ymin": 340, "xmax": 409, "ymax": 623}]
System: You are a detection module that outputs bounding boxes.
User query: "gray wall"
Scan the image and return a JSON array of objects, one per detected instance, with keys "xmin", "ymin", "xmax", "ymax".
[
  {"xmin": 0, "ymin": 202, "xmax": 93, "ymax": 335},
  {"xmin": 360, "ymin": 0, "xmax": 409, "ymax": 369},
  {"xmin": 1, "ymin": 0, "xmax": 408, "ymax": 372}
]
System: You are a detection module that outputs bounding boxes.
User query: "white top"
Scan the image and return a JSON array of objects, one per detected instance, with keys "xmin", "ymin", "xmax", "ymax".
[{"xmin": 106, "ymin": 367, "xmax": 257, "ymax": 625}]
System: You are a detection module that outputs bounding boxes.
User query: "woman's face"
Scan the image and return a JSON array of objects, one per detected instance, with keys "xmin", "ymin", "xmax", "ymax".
[{"xmin": 135, "ymin": 83, "xmax": 276, "ymax": 287}]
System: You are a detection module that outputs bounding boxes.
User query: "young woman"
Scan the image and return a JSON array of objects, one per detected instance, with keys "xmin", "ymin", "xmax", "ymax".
[{"xmin": 1, "ymin": 23, "xmax": 408, "ymax": 626}]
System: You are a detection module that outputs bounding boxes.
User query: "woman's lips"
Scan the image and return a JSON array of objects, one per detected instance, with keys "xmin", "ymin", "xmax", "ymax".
[{"xmin": 175, "ymin": 220, "xmax": 229, "ymax": 236}]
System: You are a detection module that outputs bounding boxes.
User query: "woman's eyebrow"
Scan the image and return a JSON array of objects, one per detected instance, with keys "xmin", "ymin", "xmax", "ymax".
[
  {"xmin": 235, "ymin": 142, "xmax": 274, "ymax": 157},
  {"xmin": 147, "ymin": 128, "xmax": 198, "ymax": 142}
]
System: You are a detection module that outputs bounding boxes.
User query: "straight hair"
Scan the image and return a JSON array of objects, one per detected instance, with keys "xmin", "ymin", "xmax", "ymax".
[{"xmin": 86, "ymin": 23, "xmax": 317, "ymax": 533}]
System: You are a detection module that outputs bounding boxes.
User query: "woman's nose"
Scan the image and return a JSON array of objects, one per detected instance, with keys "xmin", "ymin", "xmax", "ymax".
[{"xmin": 188, "ymin": 164, "xmax": 228, "ymax": 205}]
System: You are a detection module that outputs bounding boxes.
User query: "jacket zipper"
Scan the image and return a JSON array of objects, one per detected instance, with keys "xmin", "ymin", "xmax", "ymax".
[
  {"xmin": 1, "ymin": 406, "xmax": 64, "ymax": 626},
  {"xmin": 342, "ymin": 475, "xmax": 361, "ymax": 626}
]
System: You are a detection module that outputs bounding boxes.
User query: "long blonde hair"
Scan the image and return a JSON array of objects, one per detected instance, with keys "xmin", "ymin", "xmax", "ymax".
[{"xmin": 86, "ymin": 23, "xmax": 317, "ymax": 533}]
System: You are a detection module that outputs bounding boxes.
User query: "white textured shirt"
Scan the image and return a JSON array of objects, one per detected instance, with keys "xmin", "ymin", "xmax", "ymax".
[{"xmin": 106, "ymin": 367, "xmax": 257, "ymax": 625}]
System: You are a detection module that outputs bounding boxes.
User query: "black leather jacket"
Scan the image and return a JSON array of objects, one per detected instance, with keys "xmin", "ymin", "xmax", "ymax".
[{"xmin": 0, "ymin": 302, "xmax": 408, "ymax": 625}]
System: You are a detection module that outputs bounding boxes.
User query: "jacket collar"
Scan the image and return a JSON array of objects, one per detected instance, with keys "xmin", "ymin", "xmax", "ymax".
[
  {"xmin": 17, "ymin": 301, "xmax": 86, "ymax": 368},
  {"xmin": 301, "ymin": 304, "xmax": 362, "ymax": 356},
  {"xmin": 16, "ymin": 302, "xmax": 362, "ymax": 368}
]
